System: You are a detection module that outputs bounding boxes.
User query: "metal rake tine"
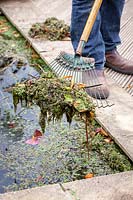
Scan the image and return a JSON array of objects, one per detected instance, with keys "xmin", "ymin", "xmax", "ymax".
[
  {"xmin": 71, "ymin": 70, "xmax": 76, "ymax": 83},
  {"xmin": 50, "ymin": 54, "xmax": 62, "ymax": 67},
  {"xmin": 49, "ymin": 61, "xmax": 60, "ymax": 72},
  {"xmin": 61, "ymin": 68, "xmax": 71, "ymax": 78},
  {"xmin": 92, "ymin": 69, "xmax": 114, "ymax": 107},
  {"xmin": 121, "ymin": 75, "xmax": 131, "ymax": 88},
  {"xmin": 60, "ymin": 67, "xmax": 72, "ymax": 78},
  {"xmin": 91, "ymin": 69, "xmax": 110, "ymax": 107},
  {"xmin": 77, "ymin": 71, "xmax": 82, "ymax": 83},
  {"xmin": 57, "ymin": 62, "xmax": 70, "ymax": 77},
  {"xmin": 50, "ymin": 59, "xmax": 57, "ymax": 66},
  {"xmin": 56, "ymin": 59, "xmax": 73, "ymax": 77},
  {"xmin": 88, "ymin": 69, "xmax": 104, "ymax": 107},
  {"xmin": 51, "ymin": 59, "xmax": 65, "ymax": 76},
  {"xmin": 51, "ymin": 64, "xmax": 62, "ymax": 76},
  {"xmin": 55, "ymin": 65, "xmax": 64, "ymax": 76},
  {"xmin": 93, "ymin": 71, "xmax": 111, "ymax": 108},
  {"xmin": 84, "ymin": 70, "xmax": 99, "ymax": 104},
  {"xmin": 52, "ymin": 57, "xmax": 71, "ymax": 77},
  {"xmin": 61, "ymin": 68, "xmax": 68, "ymax": 77},
  {"xmin": 83, "ymin": 70, "xmax": 101, "ymax": 108}
]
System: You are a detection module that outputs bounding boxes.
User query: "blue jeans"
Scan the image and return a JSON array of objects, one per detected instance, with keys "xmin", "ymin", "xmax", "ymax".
[{"xmin": 71, "ymin": 0, "xmax": 125, "ymax": 69}]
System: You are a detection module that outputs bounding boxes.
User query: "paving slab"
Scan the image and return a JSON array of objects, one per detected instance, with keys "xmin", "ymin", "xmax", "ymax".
[
  {"xmin": 0, "ymin": 171, "xmax": 133, "ymax": 200},
  {"xmin": 0, "ymin": 184, "xmax": 73, "ymax": 200},
  {"xmin": 96, "ymin": 74, "xmax": 133, "ymax": 161},
  {"xmin": 0, "ymin": 0, "xmax": 133, "ymax": 161},
  {"xmin": 63, "ymin": 171, "xmax": 133, "ymax": 200}
]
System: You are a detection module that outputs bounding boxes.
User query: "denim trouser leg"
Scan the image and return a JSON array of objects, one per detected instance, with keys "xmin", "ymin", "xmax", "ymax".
[
  {"xmin": 100, "ymin": 0, "xmax": 125, "ymax": 52},
  {"xmin": 71, "ymin": 0, "xmax": 125, "ymax": 69},
  {"xmin": 71, "ymin": 0, "xmax": 105, "ymax": 69}
]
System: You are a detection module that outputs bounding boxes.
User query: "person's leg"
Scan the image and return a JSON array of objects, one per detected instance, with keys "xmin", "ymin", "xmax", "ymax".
[
  {"xmin": 100, "ymin": 0, "xmax": 125, "ymax": 52},
  {"xmin": 71, "ymin": 0, "xmax": 109, "ymax": 99},
  {"xmin": 71, "ymin": 0, "xmax": 105, "ymax": 69},
  {"xmin": 101, "ymin": 0, "xmax": 133, "ymax": 75}
]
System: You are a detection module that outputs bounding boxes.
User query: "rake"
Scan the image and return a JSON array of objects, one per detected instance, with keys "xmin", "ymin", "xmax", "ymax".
[{"xmin": 50, "ymin": 0, "xmax": 113, "ymax": 108}]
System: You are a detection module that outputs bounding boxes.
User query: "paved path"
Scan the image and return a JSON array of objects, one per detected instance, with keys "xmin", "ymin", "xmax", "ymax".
[
  {"xmin": 0, "ymin": 0, "xmax": 133, "ymax": 161},
  {"xmin": 0, "ymin": 171, "xmax": 133, "ymax": 200}
]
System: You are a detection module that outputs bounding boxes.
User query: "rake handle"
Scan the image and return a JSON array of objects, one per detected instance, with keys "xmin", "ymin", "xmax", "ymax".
[{"xmin": 76, "ymin": 0, "xmax": 103, "ymax": 55}]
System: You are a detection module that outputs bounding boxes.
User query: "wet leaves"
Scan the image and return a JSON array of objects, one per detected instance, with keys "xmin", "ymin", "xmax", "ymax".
[
  {"xmin": 7, "ymin": 122, "xmax": 16, "ymax": 129},
  {"xmin": 84, "ymin": 173, "xmax": 94, "ymax": 179},
  {"xmin": 96, "ymin": 127, "xmax": 108, "ymax": 137},
  {"xmin": 0, "ymin": 27, "xmax": 9, "ymax": 33},
  {"xmin": 33, "ymin": 129, "xmax": 43, "ymax": 138},
  {"xmin": 25, "ymin": 137, "xmax": 40, "ymax": 145},
  {"xmin": 104, "ymin": 137, "xmax": 112, "ymax": 144},
  {"xmin": 25, "ymin": 129, "xmax": 43, "ymax": 145}
]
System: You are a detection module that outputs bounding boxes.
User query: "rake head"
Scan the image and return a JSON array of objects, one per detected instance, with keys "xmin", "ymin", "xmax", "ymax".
[
  {"xmin": 50, "ymin": 51, "xmax": 114, "ymax": 108},
  {"xmin": 51, "ymin": 51, "xmax": 95, "ymax": 71}
]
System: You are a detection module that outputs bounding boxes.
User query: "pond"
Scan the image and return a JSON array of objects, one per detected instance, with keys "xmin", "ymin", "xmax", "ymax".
[{"xmin": 0, "ymin": 61, "xmax": 132, "ymax": 193}]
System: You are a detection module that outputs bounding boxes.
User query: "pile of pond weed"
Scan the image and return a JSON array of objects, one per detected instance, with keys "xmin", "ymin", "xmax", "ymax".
[
  {"xmin": 13, "ymin": 72, "xmax": 95, "ymax": 132},
  {"xmin": 29, "ymin": 17, "xmax": 70, "ymax": 41}
]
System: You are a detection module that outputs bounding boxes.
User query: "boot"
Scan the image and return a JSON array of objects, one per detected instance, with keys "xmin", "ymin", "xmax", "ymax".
[
  {"xmin": 85, "ymin": 69, "xmax": 109, "ymax": 99},
  {"xmin": 105, "ymin": 50, "xmax": 133, "ymax": 75}
]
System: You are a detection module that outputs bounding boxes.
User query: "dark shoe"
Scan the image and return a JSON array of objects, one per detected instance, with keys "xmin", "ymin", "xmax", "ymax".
[
  {"xmin": 84, "ymin": 69, "xmax": 109, "ymax": 99},
  {"xmin": 105, "ymin": 50, "xmax": 133, "ymax": 75}
]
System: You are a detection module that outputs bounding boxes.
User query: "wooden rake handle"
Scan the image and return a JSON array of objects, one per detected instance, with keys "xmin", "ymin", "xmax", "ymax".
[{"xmin": 76, "ymin": 0, "xmax": 103, "ymax": 55}]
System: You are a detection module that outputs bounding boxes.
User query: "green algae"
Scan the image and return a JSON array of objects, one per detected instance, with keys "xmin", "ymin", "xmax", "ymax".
[
  {"xmin": 0, "ymin": 15, "xmax": 49, "ymax": 73},
  {"xmin": 92, "ymin": 134, "xmax": 133, "ymax": 172},
  {"xmin": 1, "ymin": 119, "xmax": 132, "ymax": 193},
  {"xmin": 13, "ymin": 72, "xmax": 95, "ymax": 132}
]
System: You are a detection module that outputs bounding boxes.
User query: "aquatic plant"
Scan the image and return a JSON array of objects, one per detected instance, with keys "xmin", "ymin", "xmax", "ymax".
[{"xmin": 13, "ymin": 72, "xmax": 95, "ymax": 133}]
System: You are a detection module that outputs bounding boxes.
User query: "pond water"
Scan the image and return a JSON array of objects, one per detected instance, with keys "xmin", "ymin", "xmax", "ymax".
[{"xmin": 0, "ymin": 60, "xmax": 132, "ymax": 194}]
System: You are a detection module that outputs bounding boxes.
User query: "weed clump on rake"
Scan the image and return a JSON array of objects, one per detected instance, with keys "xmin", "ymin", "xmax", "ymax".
[{"xmin": 13, "ymin": 72, "xmax": 95, "ymax": 133}]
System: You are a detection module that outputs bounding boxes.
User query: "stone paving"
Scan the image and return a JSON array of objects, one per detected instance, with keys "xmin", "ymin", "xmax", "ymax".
[{"xmin": 0, "ymin": 171, "xmax": 133, "ymax": 200}]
